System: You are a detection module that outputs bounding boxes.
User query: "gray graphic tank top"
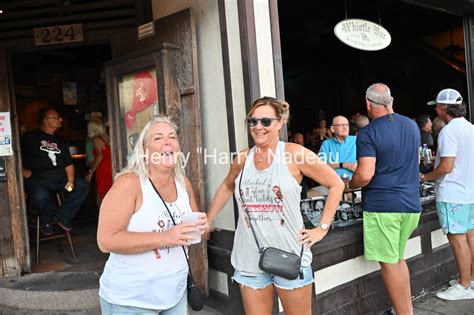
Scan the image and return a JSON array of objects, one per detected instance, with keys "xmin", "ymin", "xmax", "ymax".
[{"xmin": 231, "ymin": 141, "xmax": 312, "ymax": 274}]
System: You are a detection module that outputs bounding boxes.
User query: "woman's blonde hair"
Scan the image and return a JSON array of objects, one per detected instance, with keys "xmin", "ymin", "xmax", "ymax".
[
  {"xmin": 246, "ymin": 96, "xmax": 290, "ymax": 124},
  {"xmin": 87, "ymin": 118, "xmax": 107, "ymax": 138},
  {"xmin": 116, "ymin": 116, "xmax": 186, "ymax": 185}
]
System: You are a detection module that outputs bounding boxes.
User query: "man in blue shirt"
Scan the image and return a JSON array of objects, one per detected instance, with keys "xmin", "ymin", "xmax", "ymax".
[
  {"xmin": 319, "ymin": 115, "xmax": 357, "ymax": 179},
  {"xmin": 349, "ymin": 83, "xmax": 421, "ymax": 315},
  {"xmin": 308, "ymin": 116, "xmax": 357, "ymax": 198}
]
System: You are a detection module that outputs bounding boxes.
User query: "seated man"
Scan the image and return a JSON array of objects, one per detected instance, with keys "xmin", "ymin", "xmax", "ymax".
[
  {"xmin": 310, "ymin": 115, "xmax": 357, "ymax": 197},
  {"xmin": 22, "ymin": 107, "xmax": 89, "ymax": 236}
]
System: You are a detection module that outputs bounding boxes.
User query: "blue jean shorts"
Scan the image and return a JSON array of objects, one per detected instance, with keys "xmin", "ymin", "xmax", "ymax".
[
  {"xmin": 232, "ymin": 265, "xmax": 314, "ymax": 290},
  {"xmin": 99, "ymin": 291, "xmax": 187, "ymax": 315},
  {"xmin": 436, "ymin": 202, "xmax": 474, "ymax": 234}
]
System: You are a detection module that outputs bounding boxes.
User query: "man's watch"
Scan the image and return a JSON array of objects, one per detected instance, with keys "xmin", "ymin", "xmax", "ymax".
[{"xmin": 317, "ymin": 223, "xmax": 330, "ymax": 231}]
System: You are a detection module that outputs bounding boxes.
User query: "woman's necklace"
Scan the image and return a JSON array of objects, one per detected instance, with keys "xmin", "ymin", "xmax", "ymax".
[
  {"xmin": 255, "ymin": 148, "xmax": 266, "ymax": 163},
  {"xmin": 254, "ymin": 146, "xmax": 276, "ymax": 163}
]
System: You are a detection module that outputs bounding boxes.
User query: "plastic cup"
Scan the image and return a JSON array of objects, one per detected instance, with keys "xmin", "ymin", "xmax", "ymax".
[{"xmin": 182, "ymin": 212, "xmax": 201, "ymax": 244}]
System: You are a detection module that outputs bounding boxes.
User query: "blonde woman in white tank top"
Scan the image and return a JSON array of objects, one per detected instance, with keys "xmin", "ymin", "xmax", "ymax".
[
  {"xmin": 97, "ymin": 117, "xmax": 208, "ymax": 314},
  {"xmin": 206, "ymin": 97, "xmax": 344, "ymax": 314}
]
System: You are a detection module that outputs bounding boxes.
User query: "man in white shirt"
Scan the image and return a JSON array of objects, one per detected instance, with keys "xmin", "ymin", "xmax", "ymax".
[{"xmin": 422, "ymin": 88, "xmax": 474, "ymax": 300}]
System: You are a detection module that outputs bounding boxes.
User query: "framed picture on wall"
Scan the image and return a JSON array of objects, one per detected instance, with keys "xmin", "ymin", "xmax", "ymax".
[{"xmin": 63, "ymin": 81, "xmax": 77, "ymax": 105}]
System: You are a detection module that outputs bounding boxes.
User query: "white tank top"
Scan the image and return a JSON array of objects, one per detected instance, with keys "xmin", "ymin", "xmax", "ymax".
[
  {"xmin": 99, "ymin": 177, "xmax": 191, "ymax": 309},
  {"xmin": 231, "ymin": 141, "xmax": 312, "ymax": 274}
]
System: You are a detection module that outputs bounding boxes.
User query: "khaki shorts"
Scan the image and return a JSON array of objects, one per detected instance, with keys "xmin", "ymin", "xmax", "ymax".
[{"xmin": 363, "ymin": 211, "xmax": 420, "ymax": 264}]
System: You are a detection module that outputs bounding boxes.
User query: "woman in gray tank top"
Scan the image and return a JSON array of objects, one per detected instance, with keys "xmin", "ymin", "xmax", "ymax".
[{"xmin": 206, "ymin": 97, "xmax": 344, "ymax": 314}]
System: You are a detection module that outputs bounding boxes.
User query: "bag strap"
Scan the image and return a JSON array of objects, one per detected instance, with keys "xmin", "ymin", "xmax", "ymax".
[
  {"xmin": 238, "ymin": 149, "xmax": 304, "ymax": 258},
  {"xmin": 148, "ymin": 178, "xmax": 196, "ymax": 280}
]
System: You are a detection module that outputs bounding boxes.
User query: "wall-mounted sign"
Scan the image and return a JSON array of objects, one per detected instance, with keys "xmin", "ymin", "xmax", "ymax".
[
  {"xmin": 0, "ymin": 112, "xmax": 12, "ymax": 156},
  {"xmin": 34, "ymin": 24, "xmax": 83, "ymax": 46},
  {"xmin": 334, "ymin": 19, "xmax": 391, "ymax": 51},
  {"xmin": 138, "ymin": 22, "xmax": 155, "ymax": 40}
]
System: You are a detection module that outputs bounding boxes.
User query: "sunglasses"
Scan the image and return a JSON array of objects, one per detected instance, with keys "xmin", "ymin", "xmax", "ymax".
[{"xmin": 247, "ymin": 117, "xmax": 280, "ymax": 127}]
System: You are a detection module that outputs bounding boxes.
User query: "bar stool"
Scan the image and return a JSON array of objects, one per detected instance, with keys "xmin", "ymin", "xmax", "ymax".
[{"xmin": 27, "ymin": 192, "xmax": 77, "ymax": 265}]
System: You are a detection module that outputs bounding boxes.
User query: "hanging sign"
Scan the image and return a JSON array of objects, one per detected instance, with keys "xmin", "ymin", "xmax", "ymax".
[{"xmin": 334, "ymin": 19, "xmax": 391, "ymax": 51}]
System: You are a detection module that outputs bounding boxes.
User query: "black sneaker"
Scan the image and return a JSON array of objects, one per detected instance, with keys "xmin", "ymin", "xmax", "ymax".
[{"xmin": 40, "ymin": 223, "xmax": 53, "ymax": 236}]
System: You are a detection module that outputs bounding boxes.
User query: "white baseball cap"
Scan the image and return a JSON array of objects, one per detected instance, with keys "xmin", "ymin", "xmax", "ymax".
[{"xmin": 427, "ymin": 88, "xmax": 463, "ymax": 106}]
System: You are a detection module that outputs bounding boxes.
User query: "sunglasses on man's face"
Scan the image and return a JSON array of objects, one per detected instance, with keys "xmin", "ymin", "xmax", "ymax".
[{"xmin": 247, "ymin": 117, "xmax": 280, "ymax": 127}]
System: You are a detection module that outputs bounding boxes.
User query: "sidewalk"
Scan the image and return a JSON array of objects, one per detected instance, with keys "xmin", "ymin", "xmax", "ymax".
[
  {"xmin": 1, "ymin": 271, "xmax": 473, "ymax": 315},
  {"xmin": 413, "ymin": 283, "xmax": 474, "ymax": 315},
  {"xmin": 0, "ymin": 220, "xmax": 471, "ymax": 315}
]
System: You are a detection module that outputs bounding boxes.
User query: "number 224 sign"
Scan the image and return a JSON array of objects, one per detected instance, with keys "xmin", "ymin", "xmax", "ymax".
[{"xmin": 34, "ymin": 24, "xmax": 83, "ymax": 46}]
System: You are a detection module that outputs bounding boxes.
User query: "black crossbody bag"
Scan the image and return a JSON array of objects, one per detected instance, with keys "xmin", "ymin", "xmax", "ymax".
[
  {"xmin": 238, "ymin": 157, "xmax": 304, "ymax": 280},
  {"xmin": 149, "ymin": 179, "xmax": 204, "ymax": 312}
]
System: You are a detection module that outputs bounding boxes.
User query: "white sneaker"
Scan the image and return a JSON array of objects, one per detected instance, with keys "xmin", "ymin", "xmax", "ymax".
[
  {"xmin": 436, "ymin": 284, "xmax": 474, "ymax": 300},
  {"xmin": 448, "ymin": 279, "xmax": 474, "ymax": 289}
]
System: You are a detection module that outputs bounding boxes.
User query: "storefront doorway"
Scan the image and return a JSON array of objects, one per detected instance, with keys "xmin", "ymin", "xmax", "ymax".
[
  {"xmin": 10, "ymin": 44, "xmax": 110, "ymax": 272},
  {"xmin": 2, "ymin": 5, "xmax": 207, "ymax": 290}
]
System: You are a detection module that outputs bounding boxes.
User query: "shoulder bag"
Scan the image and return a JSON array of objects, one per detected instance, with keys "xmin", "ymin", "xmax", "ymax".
[{"xmin": 238, "ymin": 157, "xmax": 303, "ymax": 280}]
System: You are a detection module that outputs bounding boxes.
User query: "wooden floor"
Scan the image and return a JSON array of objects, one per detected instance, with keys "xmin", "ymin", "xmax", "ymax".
[{"xmin": 30, "ymin": 219, "xmax": 108, "ymax": 274}]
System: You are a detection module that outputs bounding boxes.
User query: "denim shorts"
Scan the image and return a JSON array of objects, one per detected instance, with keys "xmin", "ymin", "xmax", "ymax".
[
  {"xmin": 232, "ymin": 265, "xmax": 314, "ymax": 290},
  {"xmin": 436, "ymin": 202, "xmax": 474, "ymax": 234},
  {"xmin": 99, "ymin": 291, "xmax": 187, "ymax": 315}
]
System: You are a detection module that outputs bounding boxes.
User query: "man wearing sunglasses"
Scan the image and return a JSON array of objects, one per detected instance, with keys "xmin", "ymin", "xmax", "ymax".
[{"xmin": 21, "ymin": 107, "xmax": 89, "ymax": 236}]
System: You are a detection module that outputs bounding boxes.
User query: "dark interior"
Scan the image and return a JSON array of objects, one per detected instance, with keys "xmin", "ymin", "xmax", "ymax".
[
  {"xmin": 12, "ymin": 44, "xmax": 110, "ymax": 150},
  {"xmin": 12, "ymin": 44, "xmax": 111, "ymax": 220},
  {"xmin": 278, "ymin": 0, "xmax": 466, "ymax": 133}
]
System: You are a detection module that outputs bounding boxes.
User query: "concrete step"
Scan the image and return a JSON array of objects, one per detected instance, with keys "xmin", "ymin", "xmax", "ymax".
[
  {"xmin": 0, "ymin": 306, "xmax": 100, "ymax": 315},
  {"xmin": 0, "ymin": 272, "xmax": 100, "ymax": 312}
]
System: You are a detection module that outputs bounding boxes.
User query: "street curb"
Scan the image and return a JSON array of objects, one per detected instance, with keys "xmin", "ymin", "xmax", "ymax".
[{"xmin": 0, "ymin": 272, "xmax": 100, "ymax": 311}]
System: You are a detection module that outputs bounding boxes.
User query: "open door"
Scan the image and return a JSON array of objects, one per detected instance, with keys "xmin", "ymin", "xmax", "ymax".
[{"xmin": 104, "ymin": 9, "xmax": 207, "ymax": 293}]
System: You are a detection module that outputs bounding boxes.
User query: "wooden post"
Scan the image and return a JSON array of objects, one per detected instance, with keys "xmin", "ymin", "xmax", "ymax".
[{"xmin": 0, "ymin": 48, "xmax": 27, "ymax": 277}]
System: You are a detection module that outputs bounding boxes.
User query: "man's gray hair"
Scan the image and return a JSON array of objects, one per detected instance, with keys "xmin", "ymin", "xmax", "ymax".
[{"xmin": 366, "ymin": 83, "xmax": 393, "ymax": 106}]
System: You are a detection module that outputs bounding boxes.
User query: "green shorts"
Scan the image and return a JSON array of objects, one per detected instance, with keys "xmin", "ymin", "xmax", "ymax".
[{"xmin": 363, "ymin": 211, "xmax": 420, "ymax": 264}]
